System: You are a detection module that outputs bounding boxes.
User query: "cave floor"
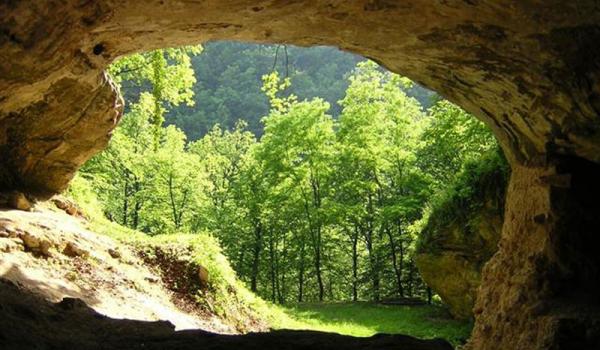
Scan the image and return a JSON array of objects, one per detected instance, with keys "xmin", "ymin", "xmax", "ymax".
[{"xmin": 0, "ymin": 279, "xmax": 453, "ymax": 350}]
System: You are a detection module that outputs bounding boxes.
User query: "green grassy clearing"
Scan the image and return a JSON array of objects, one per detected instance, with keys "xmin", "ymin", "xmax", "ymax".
[{"xmin": 275, "ymin": 302, "xmax": 472, "ymax": 347}]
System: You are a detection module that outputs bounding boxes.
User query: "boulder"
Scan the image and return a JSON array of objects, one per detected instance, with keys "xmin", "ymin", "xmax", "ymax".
[
  {"xmin": 20, "ymin": 230, "xmax": 54, "ymax": 256},
  {"xmin": 108, "ymin": 247, "xmax": 121, "ymax": 259},
  {"xmin": 52, "ymin": 197, "xmax": 86, "ymax": 218},
  {"xmin": 416, "ymin": 153, "xmax": 508, "ymax": 319},
  {"xmin": 63, "ymin": 242, "xmax": 89, "ymax": 258},
  {"xmin": 8, "ymin": 192, "xmax": 32, "ymax": 211}
]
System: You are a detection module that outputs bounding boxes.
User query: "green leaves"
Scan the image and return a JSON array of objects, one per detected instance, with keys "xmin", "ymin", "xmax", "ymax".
[
  {"xmin": 417, "ymin": 100, "xmax": 497, "ymax": 186},
  {"xmin": 261, "ymin": 71, "xmax": 298, "ymax": 114},
  {"xmin": 109, "ymin": 45, "xmax": 202, "ymax": 149}
]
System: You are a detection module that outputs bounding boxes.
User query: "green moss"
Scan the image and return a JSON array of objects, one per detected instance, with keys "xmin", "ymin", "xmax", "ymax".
[{"xmin": 417, "ymin": 149, "xmax": 509, "ymax": 257}]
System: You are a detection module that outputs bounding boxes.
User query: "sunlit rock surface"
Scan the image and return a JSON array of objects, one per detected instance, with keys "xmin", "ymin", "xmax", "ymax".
[{"xmin": 2, "ymin": 1, "xmax": 600, "ymax": 196}]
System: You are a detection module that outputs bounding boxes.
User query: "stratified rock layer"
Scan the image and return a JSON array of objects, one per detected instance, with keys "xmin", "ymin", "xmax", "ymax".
[{"xmin": 2, "ymin": 1, "xmax": 600, "ymax": 349}]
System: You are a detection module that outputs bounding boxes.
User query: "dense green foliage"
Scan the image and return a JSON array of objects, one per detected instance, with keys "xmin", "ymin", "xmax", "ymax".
[
  {"xmin": 129, "ymin": 41, "xmax": 437, "ymax": 139},
  {"xmin": 68, "ymin": 175, "xmax": 472, "ymax": 344},
  {"xmin": 79, "ymin": 42, "xmax": 502, "ymax": 310}
]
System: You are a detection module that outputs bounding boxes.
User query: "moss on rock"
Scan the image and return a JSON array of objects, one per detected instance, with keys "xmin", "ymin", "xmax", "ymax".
[{"xmin": 416, "ymin": 150, "xmax": 509, "ymax": 319}]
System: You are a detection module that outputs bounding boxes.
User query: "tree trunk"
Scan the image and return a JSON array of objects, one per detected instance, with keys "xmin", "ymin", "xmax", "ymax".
[
  {"xmin": 297, "ymin": 236, "xmax": 305, "ymax": 303},
  {"xmin": 387, "ymin": 224, "xmax": 404, "ymax": 297},
  {"xmin": 167, "ymin": 173, "xmax": 180, "ymax": 229},
  {"xmin": 314, "ymin": 225, "xmax": 325, "ymax": 302},
  {"xmin": 237, "ymin": 244, "xmax": 246, "ymax": 275},
  {"xmin": 407, "ymin": 260, "xmax": 414, "ymax": 298},
  {"xmin": 268, "ymin": 228, "xmax": 276, "ymax": 302},
  {"xmin": 250, "ymin": 220, "xmax": 262, "ymax": 293},
  {"xmin": 132, "ymin": 179, "xmax": 141, "ymax": 230},
  {"xmin": 398, "ymin": 231, "xmax": 405, "ymax": 297},
  {"xmin": 279, "ymin": 233, "xmax": 287, "ymax": 304},
  {"xmin": 122, "ymin": 178, "xmax": 129, "ymax": 226},
  {"xmin": 365, "ymin": 195, "xmax": 380, "ymax": 302},
  {"xmin": 365, "ymin": 228, "xmax": 380, "ymax": 301},
  {"xmin": 351, "ymin": 229, "xmax": 359, "ymax": 302},
  {"xmin": 307, "ymin": 172, "xmax": 325, "ymax": 302}
]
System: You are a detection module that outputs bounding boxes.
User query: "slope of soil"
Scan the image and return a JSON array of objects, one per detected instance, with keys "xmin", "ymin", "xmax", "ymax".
[{"xmin": 0, "ymin": 202, "xmax": 237, "ymax": 333}]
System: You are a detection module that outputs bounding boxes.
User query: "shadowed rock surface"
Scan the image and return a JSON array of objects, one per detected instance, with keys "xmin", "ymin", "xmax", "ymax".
[
  {"xmin": 2, "ymin": 1, "xmax": 600, "ymax": 349},
  {"xmin": 0, "ymin": 279, "xmax": 453, "ymax": 350}
]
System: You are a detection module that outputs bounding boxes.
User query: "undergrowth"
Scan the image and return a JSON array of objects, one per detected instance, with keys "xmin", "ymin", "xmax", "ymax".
[{"xmin": 66, "ymin": 174, "xmax": 293, "ymax": 331}]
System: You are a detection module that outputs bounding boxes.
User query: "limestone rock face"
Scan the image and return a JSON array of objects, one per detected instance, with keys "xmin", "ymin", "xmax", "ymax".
[
  {"xmin": 416, "ymin": 254, "xmax": 482, "ymax": 319},
  {"xmin": 416, "ymin": 206, "xmax": 503, "ymax": 319},
  {"xmin": 7, "ymin": 191, "xmax": 32, "ymax": 211},
  {"xmin": 467, "ymin": 159, "xmax": 600, "ymax": 350}
]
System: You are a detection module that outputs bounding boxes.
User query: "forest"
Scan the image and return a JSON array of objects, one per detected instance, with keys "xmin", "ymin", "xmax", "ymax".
[{"xmin": 78, "ymin": 41, "xmax": 504, "ymax": 305}]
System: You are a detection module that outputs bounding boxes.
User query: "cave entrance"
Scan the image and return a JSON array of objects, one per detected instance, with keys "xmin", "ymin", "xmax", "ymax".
[{"xmin": 2, "ymin": 2, "xmax": 600, "ymax": 349}]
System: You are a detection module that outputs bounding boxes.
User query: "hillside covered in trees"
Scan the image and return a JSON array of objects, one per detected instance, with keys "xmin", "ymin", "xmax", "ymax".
[
  {"xmin": 117, "ymin": 41, "xmax": 437, "ymax": 140},
  {"xmin": 76, "ymin": 41, "xmax": 505, "ymax": 310}
]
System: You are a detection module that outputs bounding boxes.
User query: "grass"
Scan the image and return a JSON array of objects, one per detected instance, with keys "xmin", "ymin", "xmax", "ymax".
[{"xmin": 276, "ymin": 302, "xmax": 472, "ymax": 347}]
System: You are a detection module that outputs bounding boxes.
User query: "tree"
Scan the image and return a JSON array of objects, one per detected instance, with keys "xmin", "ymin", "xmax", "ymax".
[
  {"xmin": 109, "ymin": 46, "xmax": 201, "ymax": 148},
  {"xmin": 81, "ymin": 45, "xmax": 202, "ymax": 233},
  {"xmin": 417, "ymin": 100, "xmax": 497, "ymax": 186},
  {"xmin": 335, "ymin": 61, "xmax": 427, "ymax": 301},
  {"xmin": 258, "ymin": 72, "xmax": 336, "ymax": 301}
]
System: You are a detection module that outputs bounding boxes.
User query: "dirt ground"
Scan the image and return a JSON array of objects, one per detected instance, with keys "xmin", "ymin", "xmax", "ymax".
[
  {"xmin": 0, "ymin": 202, "xmax": 233, "ymax": 333},
  {"xmin": 0, "ymin": 277, "xmax": 452, "ymax": 350}
]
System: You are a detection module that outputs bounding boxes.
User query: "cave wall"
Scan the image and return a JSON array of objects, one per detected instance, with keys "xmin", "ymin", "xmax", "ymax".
[
  {"xmin": 2, "ymin": 1, "xmax": 600, "ymax": 349},
  {"xmin": 469, "ymin": 159, "xmax": 600, "ymax": 349}
]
